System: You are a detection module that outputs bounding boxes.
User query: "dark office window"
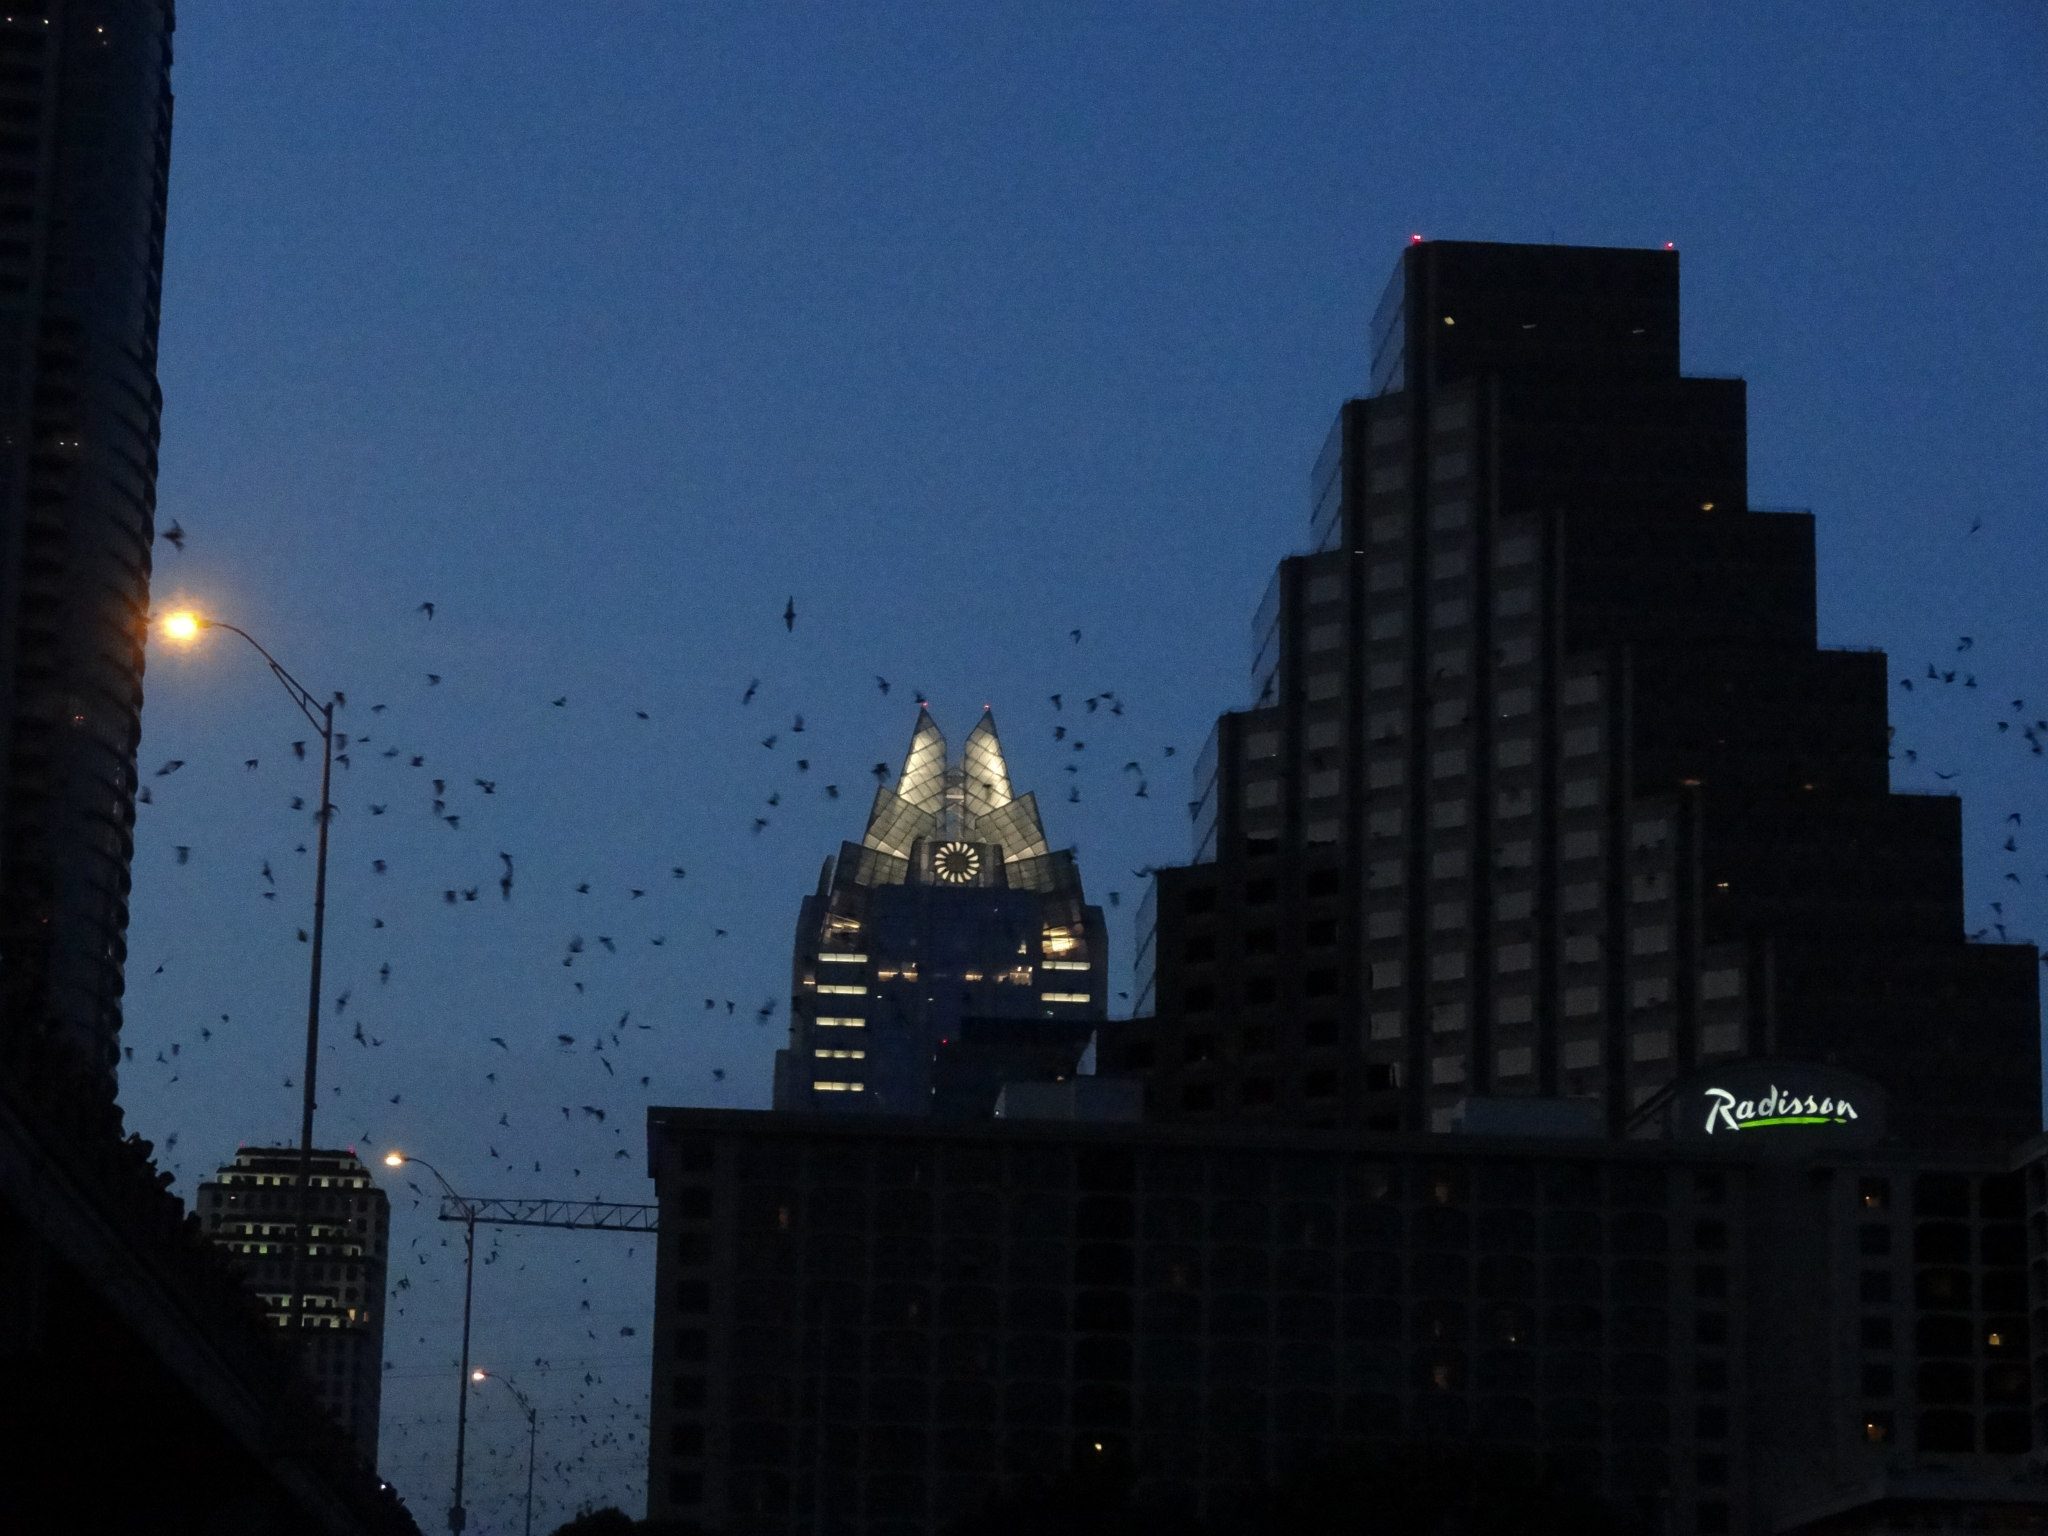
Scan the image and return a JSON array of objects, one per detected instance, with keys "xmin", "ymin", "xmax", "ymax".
[
  {"xmin": 1182, "ymin": 1084, "xmax": 1217, "ymax": 1112},
  {"xmin": 1305, "ymin": 918, "xmax": 1339, "ymax": 947},
  {"xmin": 1183, "ymin": 887, "xmax": 1217, "ymax": 916},
  {"xmin": 1986, "ymin": 1363, "xmax": 2029, "ymax": 1404},
  {"xmin": 1857, "ymin": 1176, "xmax": 1889, "ymax": 1213},
  {"xmin": 1243, "ymin": 975, "xmax": 1279, "ymax": 1005},
  {"xmin": 672, "ymin": 1329, "xmax": 708, "ymax": 1363},
  {"xmin": 1860, "ymin": 1315, "xmax": 1892, "ymax": 1350},
  {"xmin": 1914, "ymin": 1223, "xmax": 1969, "ymax": 1264},
  {"xmin": 1917, "ymin": 1269, "xmax": 1971, "ymax": 1310},
  {"xmin": 1982, "ymin": 1173, "xmax": 2026, "ymax": 1220},
  {"xmin": 1982, "ymin": 1271, "xmax": 2027, "ymax": 1310},
  {"xmin": 1917, "ymin": 1315, "xmax": 1973, "ymax": 1355},
  {"xmin": 674, "ymin": 1186, "xmax": 713, "ymax": 1220},
  {"xmin": 1985, "ymin": 1411, "xmax": 2030, "ymax": 1454},
  {"xmin": 1074, "ymin": 1336, "xmax": 1133, "ymax": 1380},
  {"xmin": 1918, "ymin": 1410, "xmax": 1975, "ymax": 1452},
  {"xmin": 1077, "ymin": 1196, "xmax": 1133, "ymax": 1241},
  {"xmin": 1365, "ymin": 1062, "xmax": 1401, "ymax": 1091},
  {"xmin": 1544, "ymin": 1163, "xmax": 1601, "ymax": 1207},
  {"xmin": 1982, "ymin": 1224, "xmax": 2025, "ymax": 1266},
  {"xmin": 1697, "ymin": 1311, "xmax": 1729, "ymax": 1347},
  {"xmin": 1858, "ymin": 1270, "xmax": 1892, "ymax": 1305},
  {"xmin": 1859, "ymin": 1363, "xmax": 1892, "ymax": 1397},
  {"xmin": 1916, "ymin": 1361, "xmax": 1971, "ymax": 1404},
  {"xmin": 1914, "ymin": 1175, "xmax": 1970, "ymax": 1218},
  {"xmin": 1304, "ymin": 968, "xmax": 1340, "ymax": 998},
  {"xmin": 1183, "ymin": 935, "xmax": 1217, "ymax": 964},
  {"xmin": 1074, "ymin": 1244, "xmax": 1133, "ymax": 1288},
  {"xmin": 1246, "ymin": 878, "xmax": 1277, "ymax": 905},
  {"xmin": 1244, "ymin": 927, "xmax": 1279, "ymax": 956}
]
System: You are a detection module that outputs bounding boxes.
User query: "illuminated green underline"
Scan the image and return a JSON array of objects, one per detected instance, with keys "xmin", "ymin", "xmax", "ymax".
[{"xmin": 1737, "ymin": 1115, "xmax": 1846, "ymax": 1128}]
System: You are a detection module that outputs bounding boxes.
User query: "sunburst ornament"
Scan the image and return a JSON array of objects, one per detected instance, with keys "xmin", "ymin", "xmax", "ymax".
[{"xmin": 934, "ymin": 841, "xmax": 982, "ymax": 884}]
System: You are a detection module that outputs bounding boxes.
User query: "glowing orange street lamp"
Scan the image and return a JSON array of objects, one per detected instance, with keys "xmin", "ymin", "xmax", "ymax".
[
  {"xmin": 384, "ymin": 1150, "xmax": 482, "ymax": 1533},
  {"xmin": 471, "ymin": 1368, "xmax": 540, "ymax": 1536},
  {"xmin": 157, "ymin": 608, "xmax": 340, "ymax": 1362}
]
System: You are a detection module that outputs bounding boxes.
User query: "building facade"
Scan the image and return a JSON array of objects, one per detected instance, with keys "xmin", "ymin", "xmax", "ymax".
[
  {"xmin": 1103, "ymin": 239, "xmax": 2038, "ymax": 1149},
  {"xmin": 646, "ymin": 1102, "xmax": 2048, "ymax": 1536},
  {"xmin": 773, "ymin": 707, "xmax": 1107, "ymax": 1117},
  {"xmin": 0, "ymin": 0, "xmax": 175, "ymax": 1107},
  {"xmin": 198, "ymin": 1146, "xmax": 391, "ymax": 1463}
]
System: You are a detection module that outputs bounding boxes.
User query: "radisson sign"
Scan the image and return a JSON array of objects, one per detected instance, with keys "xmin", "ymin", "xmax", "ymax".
[
  {"xmin": 1701, "ymin": 1084, "xmax": 1857, "ymax": 1135},
  {"xmin": 1668, "ymin": 1060, "xmax": 1887, "ymax": 1152}
]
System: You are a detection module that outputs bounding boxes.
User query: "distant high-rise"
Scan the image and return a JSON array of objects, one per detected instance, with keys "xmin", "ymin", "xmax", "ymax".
[
  {"xmin": 1105, "ymin": 239, "xmax": 2039, "ymax": 1147},
  {"xmin": 773, "ymin": 707, "xmax": 1107, "ymax": 1116},
  {"xmin": 198, "ymin": 1147, "xmax": 391, "ymax": 1464},
  {"xmin": 0, "ymin": 1, "xmax": 176, "ymax": 1104}
]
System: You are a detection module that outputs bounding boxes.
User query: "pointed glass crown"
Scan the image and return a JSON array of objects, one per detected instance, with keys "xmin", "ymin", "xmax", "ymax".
[{"xmin": 862, "ymin": 706, "xmax": 1050, "ymax": 865}]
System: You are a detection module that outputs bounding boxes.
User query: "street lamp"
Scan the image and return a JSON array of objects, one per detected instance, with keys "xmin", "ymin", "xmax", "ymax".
[
  {"xmin": 472, "ymin": 1368, "xmax": 540, "ymax": 1536},
  {"xmin": 157, "ymin": 609, "xmax": 338, "ymax": 1345},
  {"xmin": 386, "ymin": 1150, "xmax": 480, "ymax": 1534}
]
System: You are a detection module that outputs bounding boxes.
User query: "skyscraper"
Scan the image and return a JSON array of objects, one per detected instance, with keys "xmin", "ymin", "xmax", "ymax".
[
  {"xmin": 197, "ymin": 1146, "xmax": 392, "ymax": 1464},
  {"xmin": 650, "ymin": 242, "xmax": 2048, "ymax": 1536},
  {"xmin": 0, "ymin": 0, "xmax": 176, "ymax": 1106},
  {"xmin": 773, "ymin": 706, "xmax": 1107, "ymax": 1116},
  {"xmin": 1104, "ymin": 239, "xmax": 2038, "ymax": 1148}
]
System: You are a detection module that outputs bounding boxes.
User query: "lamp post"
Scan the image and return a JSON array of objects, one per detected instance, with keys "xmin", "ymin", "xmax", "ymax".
[
  {"xmin": 473, "ymin": 1369, "xmax": 539, "ymax": 1536},
  {"xmin": 157, "ymin": 610, "xmax": 337, "ymax": 1343},
  {"xmin": 386, "ymin": 1151, "xmax": 479, "ymax": 1533}
]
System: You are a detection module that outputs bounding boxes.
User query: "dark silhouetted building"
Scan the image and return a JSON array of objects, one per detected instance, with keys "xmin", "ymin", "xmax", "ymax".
[
  {"xmin": 648, "ymin": 242, "xmax": 2048, "ymax": 1536},
  {"xmin": 773, "ymin": 707, "xmax": 1107, "ymax": 1117},
  {"xmin": 0, "ymin": 0, "xmax": 175, "ymax": 1107},
  {"xmin": 0, "ymin": 10, "xmax": 415, "ymax": 1528},
  {"xmin": 199, "ymin": 1146, "xmax": 391, "ymax": 1462},
  {"xmin": 1103, "ymin": 239, "xmax": 2037, "ymax": 1149},
  {"xmin": 646, "ymin": 1097, "xmax": 2048, "ymax": 1536}
]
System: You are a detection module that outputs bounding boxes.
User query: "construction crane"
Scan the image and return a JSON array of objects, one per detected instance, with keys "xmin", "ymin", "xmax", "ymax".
[{"xmin": 433, "ymin": 1195, "xmax": 657, "ymax": 1232}]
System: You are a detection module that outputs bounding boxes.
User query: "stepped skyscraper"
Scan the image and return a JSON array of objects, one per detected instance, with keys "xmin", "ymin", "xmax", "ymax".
[{"xmin": 1106, "ymin": 239, "xmax": 2037, "ymax": 1148}]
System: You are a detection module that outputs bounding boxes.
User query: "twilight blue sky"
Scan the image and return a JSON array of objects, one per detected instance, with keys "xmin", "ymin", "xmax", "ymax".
[{"xmin": 117, "ymin": 4, "xmax": 2046, "ymax": 1527}]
